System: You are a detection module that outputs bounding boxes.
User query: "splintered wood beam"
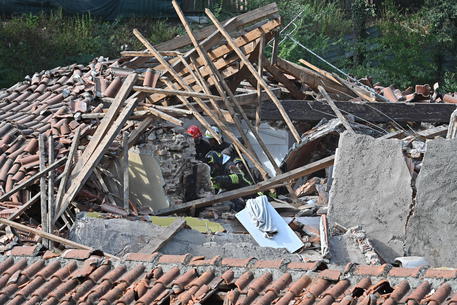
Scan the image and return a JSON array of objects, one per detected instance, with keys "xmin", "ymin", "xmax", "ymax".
[
  {"xmin": 140, "ymin": 108, "xmax": 184, "ymax": 126},
  {"xmin": 155, "ymin": 155, "xmax": 335, "ymax": 215},
  {"xmin": 206, "ymin": 9, "xmax": 301, "ymax": 143},
  {"xmin": 0, "ymin": 218, "xmax": 120, "ymax": 260},
  {"xmin": 299, "ymin": 58, "xmax": 341, "ymax": 85},
  {"xmin": 47, "ymin": 135, "xmax": 55, "ymax": 248},
  {"xmin": 260, "ymin": 100, "xmax": 457, "ymax": 123},
  {"xmin": 318, "ymin": 86, "xmax": 355, "ymax": 133},
  {"xmin": 133, "ymin": 86, "xmax": 222, "ymax": 100}
]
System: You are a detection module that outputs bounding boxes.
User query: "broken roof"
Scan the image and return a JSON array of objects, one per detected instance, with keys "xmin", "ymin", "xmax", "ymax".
[{"xmin": 0, "ymin": 247, "xmax": 456, "ymax": 305}]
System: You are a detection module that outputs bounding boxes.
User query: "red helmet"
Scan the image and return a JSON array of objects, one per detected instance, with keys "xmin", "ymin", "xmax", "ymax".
[{"xmin": 186, "ymin": 125, "xmax": 202, "ymax": 138}]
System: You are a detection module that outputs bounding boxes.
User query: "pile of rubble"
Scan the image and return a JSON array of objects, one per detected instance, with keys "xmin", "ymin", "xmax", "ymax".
[{"xmin": 0, "ymin": 0, "xmax": 456, "ymax": 281}]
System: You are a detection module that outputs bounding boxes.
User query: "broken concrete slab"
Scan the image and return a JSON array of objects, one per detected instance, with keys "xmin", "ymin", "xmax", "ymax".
[
  {"xmin": 328, "ymin": 132, "xmax": 413, "ymax": 262},
  {"xmin": 69, "ymin": 212, "xmax": 184, "ymax": 257},
  {"xmin": 405, "ymin": 138, "xmax": 457, "ymax": 267}
]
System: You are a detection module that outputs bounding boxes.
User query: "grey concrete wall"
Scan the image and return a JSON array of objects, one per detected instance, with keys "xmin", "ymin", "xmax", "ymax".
[
  {"xmin": 328, "ymin": 132, "xmax": 413, "ymax": 262},
  {"xmin": 405, "ymin": 138, "xmax": 457, "ymax": 266}
]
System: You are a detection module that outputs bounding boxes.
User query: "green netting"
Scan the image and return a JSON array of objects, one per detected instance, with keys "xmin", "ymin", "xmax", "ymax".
[{"xmin": 0, "ymin": 0, "xmax": 182, "ymax": 19}]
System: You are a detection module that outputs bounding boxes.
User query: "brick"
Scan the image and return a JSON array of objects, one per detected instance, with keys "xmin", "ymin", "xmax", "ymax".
[
  {"xmin": 11, "ymin": 245, "xmax": 39, "ymax": 256},
  {"xmin": 424, "ymin": 268, "xmax": 457, "ymax": 279},
  {"xmin": 287, "ymin": 261, "xmax": 322, "ymax": 271},
  {"xmin": 158, "ymin": 254, "xmax": 190, "ymax": 264},
  {"xmin": 388, "ymin": 267, "xmax": 421, "ymax": 278},
  {"xmin": 189, "ymin": 256, "xmax": 220, "ymax": 266},
  {"xmin": 254, "ymin": 259, "xmax": 284, "ymax": 269},
  {"xmin": 124, "ymin": 252, "xmax": 158, "ymax": 262},
  {"xmin": 354, "ymin": 264, "xmax": 389, "ymax": 276},
  {"xmin": 319, "ymin": 269, "xmax": 341, "ymax": 281},
  {"xmin": 221, "ymin": 257, "xmax": 253, "ymax": 267}
]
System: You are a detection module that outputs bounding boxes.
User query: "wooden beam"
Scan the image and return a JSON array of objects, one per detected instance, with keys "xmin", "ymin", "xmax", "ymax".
[
  {"xmin": 276, "ymin": 58, "xmax": 355, "ymax": 98},
  {"xmin": 0, "ymin": 193, "xmax": 39, "ymax": 230},
  {"xmin": 256, "ymin": 36, "xmax": 264, "ymax": 131},
  {"xmin": 133, "ymin": 86, "xmax": 222, "ymax": 100},
  {"xmin": 55, "ymin": 127, "xmax": 81, "ymax": 214},
  {"xmin": 121, "ymin": 50, "xmax": 183, "ymax": 57},
  {"xmin": 0, "ymin": 218, "xmax": 120, "ymax": 260},
  {"xmin": 39, "ymin": 134, "xmax": 49, "ymax": 248},
  {"xmin": 155, "ymin": 155, "xmax": 335, "ymax": 215},
  {"xmin": 206, "ymin": 9, "xmax": 301, "ymax": 143},
  {"xmin": 318, "ymin": 86, "xmax": 355, "ymax": 133},
  {"xmin": 47, "ymin": 135, "xmax": 55, "ymax": 247},
  {"xmin": 134, "ymin": 109, "xmax": 184, "ymax": 126},
  {"xmin": 55, "ymin": 95, "xmax": 140, "ymax": 222},
  {"xmin": 299, "ymin": 58, "xmax": 341, "ymax": 85},
  {"xmin": 260, "ymin": 100, "xmax": 457, "ymax": 123},
  {"xmin": 122, "ymin": 132, "xmax": 129, "ymax": 212}
]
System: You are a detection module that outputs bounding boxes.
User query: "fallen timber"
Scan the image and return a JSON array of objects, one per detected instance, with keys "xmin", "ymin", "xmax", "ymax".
[{"xmin": 260, "ymin": 100, "xmax": 457, "ymax": 123}]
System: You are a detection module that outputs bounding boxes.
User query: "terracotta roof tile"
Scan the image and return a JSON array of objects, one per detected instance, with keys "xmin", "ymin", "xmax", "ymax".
[
  {"xmin": 424, "ymin": 268, "xmax": 457, "ymax": 279},
  {"xmin": 158, "ymin": 254, "xmax": 190, "ymax": 264},
  {"xmin": 124, "ymin": 252, "xmax": 158, "ymax": 262},
  {"xmin": 354, "ymin": 264, "xmax": 389, "ymax": 276}
]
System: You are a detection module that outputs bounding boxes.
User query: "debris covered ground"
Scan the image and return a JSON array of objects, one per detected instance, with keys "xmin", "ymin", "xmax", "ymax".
[{"xmin": 1, "ymin": 1, "xmax": 457, "ymax": 304}]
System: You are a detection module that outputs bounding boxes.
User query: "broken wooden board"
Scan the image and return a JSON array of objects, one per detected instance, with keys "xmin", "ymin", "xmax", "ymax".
[
  {"xmin": 155, "ymin": 155, "xmax": 335, "ymax": 215},
  {"xmin": 260, "ymin": 100, "xmax": 457, "ymax": 123}
]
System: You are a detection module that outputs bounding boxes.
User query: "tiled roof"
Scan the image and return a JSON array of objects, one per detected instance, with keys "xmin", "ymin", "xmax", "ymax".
[
  {"xmin": 0, "ymin": 59, "xmax": 125, "ymax": 211},
  {"xmin": 1, "ymin": 246, "xmax": 457, "ymax": 305}
]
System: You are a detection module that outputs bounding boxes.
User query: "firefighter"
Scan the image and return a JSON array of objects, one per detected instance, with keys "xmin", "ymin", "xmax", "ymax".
[
  {"xmin": 186, "ymin": 125, "xmax": 211, "ymax": 161},
  {"xmin": 204, "ymin": 126, "xmax": 230, "ymax": 153}
]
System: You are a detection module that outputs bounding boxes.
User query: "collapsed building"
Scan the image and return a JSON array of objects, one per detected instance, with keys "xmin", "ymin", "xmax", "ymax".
[{"xmin": 1, "ymin": 1, "xmax": 457, "ymax": 304}]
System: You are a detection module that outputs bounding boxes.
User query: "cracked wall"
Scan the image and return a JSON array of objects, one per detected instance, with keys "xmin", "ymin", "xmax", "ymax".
[
  {"xmin": 405, "ymin": 138, "xmax": 457, "ymax": 266},
  {"xmin": 328, "ymin": 132, "xmax": 413, "ymax": 263}
]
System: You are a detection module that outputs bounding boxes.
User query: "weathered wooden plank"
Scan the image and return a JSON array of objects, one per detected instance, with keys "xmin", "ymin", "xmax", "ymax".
[
  {"xmin": 318, "ymin": 86, "xmax": 355, "ymax": 133},
  {"xmin": 155, "ymin": 155, "xmax": 335, "ymax": 215},
  {"xmin": 122, "ymin": 132, "xmax": 129, "ymax": 212},
  {"xmin": 38, "ymin": 134, "xmax": 49, "ymax": 248},
  {"xmin": 260, "ymin": 100, "xmax": 457, "ymax": 123}
]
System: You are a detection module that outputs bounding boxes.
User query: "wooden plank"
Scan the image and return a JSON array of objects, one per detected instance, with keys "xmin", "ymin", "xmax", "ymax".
[
  {"xmin": 38, "ymin": 134, "xmax": 49, "ymax": 248},
  {"xmin": 93, "ymin": 169, "xmax": 117, "ymax": 206},
  {"xmin": 141, "ymin": 108, "xmax": 184, "ymax": 126},
  {"xmin": 271, "ymin": 30, "xmax": 279, "ymax": 65},
  {"xmin": 318, "ymin": 86, "xmax": 355, "ymax": 133},
  {"xmin": 206, "ymin": 9, "xmax": 301, "ymax": 143},
  {"xmin": 262, "ymin": 55, "xmax": 305, "ymax": 100},
  {"xmin": 0, "ymin": 157, "xmax": 66, "ymax": 202},
  {"xmin": 0, "ymin": 193, "xmax": 39, "ymax": 230},
  {"xmin": 133, "ymin": 86, "xmax": 222, "ymax": 100},
  {"xmin": 260, "ymin": 100, "xmax": 457, "ymax": 123},
  {"xmin": 0, "ymin": 218, "xmax": 120, "ymax": 260},
  {"xmin": 419, "ymin": 125, "xmax": 448, "ymax": 138},
  {"xmin": 299, "ymin": 58, "xmax": 341, "ymax": 85},
  {"xmin": 256, "ymin": 36, "xmax": 264, "ymax": 131},
  {"xmin": 55, "ymin": 127, "xmax": 81, "ymax": 214},
  {"xmin": 148, "ymin": 218, "xmax": 186, "ymax": 253},
  {"xmin": 276, "ymin": 58, "xmax": 355, "ymax": 98},
  {"xmin": 121, "ymin": 50, "xmax": 183, "ymax": 57},
  {"xmin": 122, "ymin": 131, "xmax": 129, "ymax": 212},
  {"xmin": 155, "ymin": 155, "xmax": 335, "ymax": 215},
  {"xmin": 56, "ymin": 95, "xmax": 140, "ymax": 222},
  {"xmin": 47, "ymin": 135, "xmax": 54, "ymax": 247}
]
